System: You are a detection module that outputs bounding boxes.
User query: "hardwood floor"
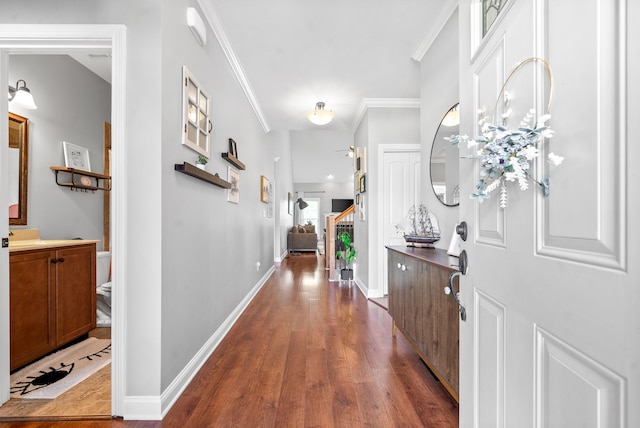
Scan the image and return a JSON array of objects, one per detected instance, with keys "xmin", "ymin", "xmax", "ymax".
[{"xmin": 2, "ymin": 252, "xmax": 458, "ymax": 427}]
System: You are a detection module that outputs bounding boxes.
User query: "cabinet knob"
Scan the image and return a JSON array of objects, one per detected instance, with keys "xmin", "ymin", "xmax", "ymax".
[
  {"xmin": 397, "ymin": 263, "xmax": 402, "ymax": 269},
  {"xmin": 401, "ymin": 264, "xmax": 407, "ymax": 271}
]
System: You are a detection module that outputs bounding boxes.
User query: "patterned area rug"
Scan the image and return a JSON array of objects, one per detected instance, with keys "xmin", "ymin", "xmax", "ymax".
[{"xmin": 10, "ymin": 338, "xmax": 111, "ymax": 400}]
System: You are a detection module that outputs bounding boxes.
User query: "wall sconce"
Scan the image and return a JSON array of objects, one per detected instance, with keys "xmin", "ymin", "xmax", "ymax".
[
  {"xmin": 307, "ymin": 101, "xmax": 334, "ymax": 125},
  {"xmin": 8, "ymin": 79, "xmax": 37, "ymax": 109}
]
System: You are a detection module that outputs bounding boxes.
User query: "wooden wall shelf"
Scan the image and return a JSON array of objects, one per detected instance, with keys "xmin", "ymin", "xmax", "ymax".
[
  {"xmin": 50, "ymin": 166, "xmax": 111, "ymax": 192},
  {"xmin": 221, "ymin": 153, "xmax": 245, "ymax": 170},
  {"xmin": 174, "ymin": 162, "xmax": 231, "ymax": 188}
]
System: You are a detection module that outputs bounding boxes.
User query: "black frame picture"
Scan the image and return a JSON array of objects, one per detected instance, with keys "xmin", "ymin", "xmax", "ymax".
[{"xmin": 229, "ymin": 138, "xmax": 238, "ymax": 158}]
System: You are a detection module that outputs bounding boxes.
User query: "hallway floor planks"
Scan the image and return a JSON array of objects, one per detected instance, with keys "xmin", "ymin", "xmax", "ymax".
[{"xmin": 2, "ymin": 252, "xmax": 458, "ymax": 427}]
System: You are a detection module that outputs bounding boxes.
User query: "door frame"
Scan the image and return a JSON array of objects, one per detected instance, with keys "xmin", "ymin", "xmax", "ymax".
[
  {"xmin": 377, "ymin": 144, "xmax": 421, "ymax": 296},
  {"xmin": 0, "ymin": 24, "xmax": 126, "ymax": 416}
]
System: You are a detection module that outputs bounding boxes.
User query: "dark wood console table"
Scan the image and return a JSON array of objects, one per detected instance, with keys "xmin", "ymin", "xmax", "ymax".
[{"xmin": 386, "ymin": 246, "xmax": 460, "ymax": 401}]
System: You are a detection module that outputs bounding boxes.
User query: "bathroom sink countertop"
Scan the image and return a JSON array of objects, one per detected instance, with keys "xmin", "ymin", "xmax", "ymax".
[{"xmin": 9, "ymin": 239, "xmax": 100, "ymax": 252}]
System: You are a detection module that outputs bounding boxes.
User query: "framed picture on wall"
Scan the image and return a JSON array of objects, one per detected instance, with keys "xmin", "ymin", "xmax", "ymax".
[
  {"xmin": 227, "ymin": 166, "xmax": 240, "ymax": 204},
  {"xmin": 288, "ymin": 192, "xmax": 294, "ymax": 215},
  {"xmin": 63, "ymin": 141, "xmax": 91, "ymax": 172},
  {"xmin": 260, "ymin": 175, "xmax": 270, "ymax": 203},
  {"xmin": 359, "ymin": 173, "xmax": 366, "ymax": 193},
  {"xmin": 229, "ymin": 138, "xmax": 238, "ymax": 158}
]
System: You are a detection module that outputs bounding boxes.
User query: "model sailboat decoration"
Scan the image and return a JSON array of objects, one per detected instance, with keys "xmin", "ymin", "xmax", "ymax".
[{"xmin": 401, "ymin": 203, "xmax": 441, "ymax": 247}]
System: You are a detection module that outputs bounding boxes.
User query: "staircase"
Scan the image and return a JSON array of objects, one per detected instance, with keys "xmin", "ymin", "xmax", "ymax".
[{"xmin": 325, "ymin": 204, "xmax": 355, "ymax": 280}]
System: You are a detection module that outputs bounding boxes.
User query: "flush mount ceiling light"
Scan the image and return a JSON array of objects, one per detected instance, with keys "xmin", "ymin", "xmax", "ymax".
[
  {"xmin": 307, "ymin": 101, "xmax": 334, "ymax": 125},
  {"xmin": 8, "ymin": 79, "xmax": 37, "ymax": 109}
]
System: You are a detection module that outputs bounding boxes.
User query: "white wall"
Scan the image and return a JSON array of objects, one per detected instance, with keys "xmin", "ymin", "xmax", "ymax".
[{"xmin": 9, "ymin": 55, "xmax": 110, "ymax": 246}]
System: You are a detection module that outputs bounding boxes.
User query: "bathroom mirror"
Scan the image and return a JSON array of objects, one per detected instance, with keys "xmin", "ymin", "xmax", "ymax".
[
  {"xmin": 430, "ymin": 104, "xmax": 460, "ymax": 206},
  {"xmin": 9, "ymin": 112, "xmax": 29, "ymax": 225}
]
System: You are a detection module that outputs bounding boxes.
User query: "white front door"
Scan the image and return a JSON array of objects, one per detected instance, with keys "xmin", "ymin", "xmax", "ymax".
[
  {"xmin": 458, "ymin": 1, "xmax": 639, "ymax": 426},
  {"xmin": 380, "ymin": 146, "xmax": 420, "ymax": 295}
]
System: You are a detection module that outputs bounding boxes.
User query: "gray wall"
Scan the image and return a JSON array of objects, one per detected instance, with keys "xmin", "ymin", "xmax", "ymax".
[
  {"xmin": 9, "ymin": 55, "xmax": 110, "ymax": 247},
  {"xmin": 420, "ymin": 8, "xmax": 459, "ymax": 250},
  {"xmin": 353, "ymin": 107, "xmax": 421, "ymax": 297},
  {"xmin": 1, "ymin": 0, "xmax": 295, "ymax": 406}
]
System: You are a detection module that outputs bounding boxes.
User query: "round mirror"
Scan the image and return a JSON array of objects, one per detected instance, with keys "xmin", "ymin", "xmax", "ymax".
[{"xmin": 430, "ymin": 103, "xmax": 460, "ymax": 206}]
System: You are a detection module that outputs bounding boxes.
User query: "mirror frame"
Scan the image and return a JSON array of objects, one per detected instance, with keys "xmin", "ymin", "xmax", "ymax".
[
  {"xmin": 9, "ymin": 112, "xmax": 29, "ymax": 225},
  {"xmin": 430, "ymin": 103, "xmax": 460, "ymax": 207}
]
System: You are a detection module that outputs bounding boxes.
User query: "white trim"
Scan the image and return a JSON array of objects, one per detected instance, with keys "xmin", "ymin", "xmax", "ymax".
[
  {"xmin": 197, "ymin": 0, "xmax": 271, "ymax": 133},
  {"xmin": 411, "ymin": 1, "xmax": 459, "ymax": 61},
  {"xmin": 351, "ymin": 98, "xmax": 420, "ymax": 132},
  {"xmin": 0, "ymin": 24, "xmax": 127, "ymax": 417}
]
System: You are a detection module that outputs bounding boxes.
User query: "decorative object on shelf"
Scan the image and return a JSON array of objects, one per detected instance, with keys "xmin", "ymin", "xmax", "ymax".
[
  {"xmin": 448, "ymin": 57, "xmax": 563, "ymax": 208},
  {"xmin": 227, "ymin": 166, "xmax": 239, "ymax": 204},
  {"xmin": 182, "ymin": 66, "xmax": 212, "ymax": 158},
  {"xmin": 307, "ymin": 101, "xmax": 334, "ymax": 125},
  {"xmin": 174, "ymin": 162, "xmax": 231, "ymax": 189},
  {"xmin": 195, "ymin": 155, "xmax": 208, "ymax": 170},
  {"xmin": 229, "ymin": 138, "xmax": 238, "ymax": 158},
  {"xmin": 63, "ymin": 141, "xmax": 91, "ymax": 172},
  {"xmin": 8, "ymin": 79, "xmax": 37, "ymax": 109},
  {"xmin": 260, "ymin": 175, "xmax": 270, "ymax": 203},
  {"xmin": 221, "ymin": 138, "xmax": 245, "ymax": 170},
  {"xmin": 397, "ymin": 203, "xmax": 441, "ymax": 247},
  {"xmin": 336, "ymin": 231, "xmax": 357, "ymax": 281}
]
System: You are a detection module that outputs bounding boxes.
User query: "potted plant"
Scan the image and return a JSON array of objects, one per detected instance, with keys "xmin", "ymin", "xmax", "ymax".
[
  {"xmin": 195, "ymin": 155, "xmax": 208, "ymax": 170},
  {"xmin": 336, "ymin": 231, "xmax": 357, "ymax": 280}
]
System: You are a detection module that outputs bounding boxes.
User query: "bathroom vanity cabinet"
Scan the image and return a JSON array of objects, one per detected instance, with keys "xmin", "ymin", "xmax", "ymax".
[
  {"xmin": 9, "ymin": 242, "xmax": 96, "ymax": 371},
  {"xmin": 386, "ymin": 246, "xmax": 460, "ymax": 401}
]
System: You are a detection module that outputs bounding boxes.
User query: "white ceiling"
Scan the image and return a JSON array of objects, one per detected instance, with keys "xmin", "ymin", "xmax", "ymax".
[{"xmin": 71, "ymin": 1, "xmax": 457, "ymax": 183}]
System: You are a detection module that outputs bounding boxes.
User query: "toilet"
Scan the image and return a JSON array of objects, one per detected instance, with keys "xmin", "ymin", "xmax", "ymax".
[{"xmin": 96, "ymin": 251, "xmax": 112, "ymax": 327}]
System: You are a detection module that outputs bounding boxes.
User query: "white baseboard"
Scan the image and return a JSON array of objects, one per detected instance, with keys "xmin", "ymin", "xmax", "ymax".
[{"xmin": 122, "ymin": 266, "xmax": 276, "ymax": 420}]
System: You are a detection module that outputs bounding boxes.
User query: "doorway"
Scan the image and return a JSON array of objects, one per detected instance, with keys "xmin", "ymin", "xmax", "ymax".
[
  {"xmin": 378, "ymin": 145, "xmax": 421, "ymax": 296},
  {"xmin": 0, "ymin": 25, "xmax": 126, "ymax": 417}
]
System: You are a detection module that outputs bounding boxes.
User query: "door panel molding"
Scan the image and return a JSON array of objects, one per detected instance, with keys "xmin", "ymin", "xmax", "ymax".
[
  {"xmin": 472, "ymin": 37, "xmax": 506, "ymax": 248},
  {"xmin": 474, "ymin": 289, "xmax": 505, "ymax": 428},
  {"xmin": 536, "ymin": 0, "xmax": 626, "ymax": 271},
  {"xmin": 535, "ymin": 326, "xmax": 625, "ymax": 428}
]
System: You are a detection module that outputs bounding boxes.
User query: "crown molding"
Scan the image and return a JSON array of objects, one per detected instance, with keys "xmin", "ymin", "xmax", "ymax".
[
  {"xmin": 197, "ymin": 0, "xmax": 271, "ymax": 133},
  {"xmin": 351, "ymin": 98, "xmax": 421, "ymax": 132},
  {"xmin": 411, "ymin": 0, "xmax": 458, "ymax": 62}
]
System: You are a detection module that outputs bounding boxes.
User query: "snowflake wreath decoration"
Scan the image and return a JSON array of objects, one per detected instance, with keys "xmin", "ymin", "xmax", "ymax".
[{"xmin": 447, "ymin": 58, "xmax": 563, "ymax": 208}]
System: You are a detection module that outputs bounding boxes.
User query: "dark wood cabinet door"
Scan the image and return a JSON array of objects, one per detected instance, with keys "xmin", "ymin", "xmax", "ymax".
[
  {"xmin": 387, "ymin": 251, "xmax": 404, "ymax": 328},
  {"xmin": 402, "ymin": 256, "xmax": 424, "ymax": 346},
  {"xmin": 56, "ymin": 245, "xmax": 96, "ymax": 345},
  {"xmin": 10, "ymin": 250, "xmax": 56, "ymax": 371}
]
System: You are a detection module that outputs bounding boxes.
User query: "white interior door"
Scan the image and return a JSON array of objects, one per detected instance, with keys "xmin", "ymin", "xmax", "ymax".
[
  {"xmin": 459, "ymin": 1, "xmax": 639, "ymax": 426},
  {"xmin": 380, "ymin": 146, "xmax": 420, "ymax": 295}
]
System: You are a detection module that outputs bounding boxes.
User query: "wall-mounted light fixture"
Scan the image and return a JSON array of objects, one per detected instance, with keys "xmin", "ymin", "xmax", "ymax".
[
  {"xmin": 8, "ymin": 79, "xmax": 37, "ymax": 109},
  {"xmin": 307, "ymin": 101, "xmax": 334, "ymax": 125},
  {"xmin": 187, "ymin": 7, "xmax": 207, "ymax": 46},
  {"xmin": 441, "ymin": 104, "xmax": 459, "ymax": 127}
]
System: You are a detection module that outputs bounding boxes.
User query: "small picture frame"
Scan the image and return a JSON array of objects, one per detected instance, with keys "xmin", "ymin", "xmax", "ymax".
[
  {"xmin": 288, "ymin": 192, "xmax": 294, "ymax": 215},
  {"xmin": 227, "ymin": 166, "xmax": 240, "ymax": 204},
  {"xmin": 359, "ymin": 173, "xmax": 366, "ymax": 193},
  {"xmin": 229, "ymin": 138, "xmax": 238, "ymax": 158},
  {"xmin": 260, "ymin": 175, "xmax": 270, "ymax": 203},
  {"xmin": 63, "ymin": 141, "xmax": 91, "ymax": 172}
]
